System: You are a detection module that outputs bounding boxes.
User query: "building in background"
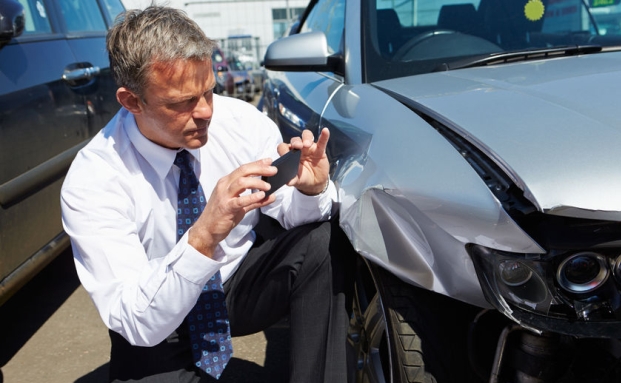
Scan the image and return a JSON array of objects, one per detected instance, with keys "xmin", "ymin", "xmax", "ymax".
[{"xmin": 120, "ymin": 0, "xmax": 307, "ymax": 66}]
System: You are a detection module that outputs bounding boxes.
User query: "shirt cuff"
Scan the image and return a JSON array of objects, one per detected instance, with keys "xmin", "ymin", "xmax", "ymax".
[
  {"xmin": 170, "ymin": 231, "xmax": 227, "ymax": 286},
  {"xmin": 291, "ymin": 181, "xmax": 336, "ymax": 216},
  {"xmin": 294, "ymin": 180, "xmax": 336, "ymax": 201}
]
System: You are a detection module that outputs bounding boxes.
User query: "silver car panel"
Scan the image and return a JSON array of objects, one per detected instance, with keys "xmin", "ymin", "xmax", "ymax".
[
  {"xmin": 323, "ymin": 84, "xmax": 543, "ymax": 306},
  {"xmin": 264, "ymin": 31, "xmax": 331, "ymax": 68},
  {"xmin": 373, "ymin": 53, "xmax": 621, "ymax": 221},
  {"xmin": 343, "ymin": 0, "xmax": 362, "ymax": 85}
]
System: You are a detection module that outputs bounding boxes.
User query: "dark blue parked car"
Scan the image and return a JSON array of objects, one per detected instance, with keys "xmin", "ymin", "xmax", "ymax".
[{"xmin": 0, "ymin": 0, "xmax": 124, "ymax": 306}]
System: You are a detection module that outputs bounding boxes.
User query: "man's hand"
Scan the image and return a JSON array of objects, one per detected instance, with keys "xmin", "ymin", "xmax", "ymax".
[
  {"xmin": 188, "ymin": 158, "xmax": 277, "ymax": 258},
  {"xmin": 281, "ymin": 128, "xmax": 331, "ymax": 196}
]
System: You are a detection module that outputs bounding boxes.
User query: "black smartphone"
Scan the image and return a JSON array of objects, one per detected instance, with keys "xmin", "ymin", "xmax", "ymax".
[{"xmin": 261, "ymin": 149, "xmax": 301, "ymax": 197}]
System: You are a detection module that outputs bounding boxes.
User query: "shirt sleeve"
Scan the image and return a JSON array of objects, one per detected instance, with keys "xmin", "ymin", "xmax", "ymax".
[
  {"xmin": 61, "ymin": 177, "xmax": 224, "ymax": 347},
  {"xmin": 261, "ymin": 181, "xmax": 337, "ymax": 229}
]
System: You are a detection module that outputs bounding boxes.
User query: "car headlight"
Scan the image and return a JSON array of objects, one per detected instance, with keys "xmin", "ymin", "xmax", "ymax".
[
  {"xmin": 497, "ymin": 259, "xmax": 548, "ymax": 304},
  {"xmin": 557, "ymin": 252, "xmax": 609, "ymax": 294},
  {"xmin": 278, "ymin": 103, "xmax": 305, "ymax": 127},
  {"xmin": 469, "ymin": 244, "xmax": 621, "ymax": 338},
  {"xmin": 418, "ymin": 99, "xmax": 621, "ymax": 337}
]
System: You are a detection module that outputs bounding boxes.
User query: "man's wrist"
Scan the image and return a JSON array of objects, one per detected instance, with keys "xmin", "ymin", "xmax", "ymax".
[
  {"xmin": 298, "ymin": 180, "xmax": 330, "ymax": 196},
  {"xmin": 187, "ymin": 227, "xmax": 218, "ymax": 259}
]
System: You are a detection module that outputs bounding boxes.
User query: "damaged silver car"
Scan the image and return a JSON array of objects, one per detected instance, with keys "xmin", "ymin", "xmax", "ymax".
[{"xmin": 260, "ymin": 0, "xmax": 621, "ymax": 381}]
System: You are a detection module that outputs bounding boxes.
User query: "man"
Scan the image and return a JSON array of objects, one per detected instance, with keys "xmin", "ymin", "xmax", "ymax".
[{"xmin": 61, "ymin": 5, "xmax": 354, "ymax": 383}]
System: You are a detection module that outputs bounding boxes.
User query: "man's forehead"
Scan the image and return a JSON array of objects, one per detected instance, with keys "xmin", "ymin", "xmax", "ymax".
[
  {"xmin": 144, "ymin": 60, "xmax": 215, "ymax": 100},
  {"xmin": 150, "ymin": 58, "xmax": 211, "ymax": 74}
]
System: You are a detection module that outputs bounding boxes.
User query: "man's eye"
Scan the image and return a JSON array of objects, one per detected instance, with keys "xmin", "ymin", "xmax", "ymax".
[{"xmin": 178, "ymin": 98, "xmax": 196, "ymax": 107}]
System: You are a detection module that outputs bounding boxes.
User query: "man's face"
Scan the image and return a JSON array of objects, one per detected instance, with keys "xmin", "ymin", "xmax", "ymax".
[{"xmin": 134, "ymin": 59, "xmax": 216, "ymax": 150}]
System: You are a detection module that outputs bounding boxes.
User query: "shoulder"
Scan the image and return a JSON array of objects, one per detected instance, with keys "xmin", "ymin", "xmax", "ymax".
[
  {"xmin": 64, "ymin": 110, "xmax": 135, "ymax": 189},
  {"xmin": 213, "ymin": 94, "xmax": 277, "ymax": 132},
  {"xmin": 211, "ymin": 94, "xmax": 281, "ymax": 147}
]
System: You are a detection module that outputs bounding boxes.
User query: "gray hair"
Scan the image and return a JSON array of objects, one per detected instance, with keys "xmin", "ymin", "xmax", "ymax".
[{"xmin": 106, "ymin": 5, "xmax": 217, "ymax": 97}]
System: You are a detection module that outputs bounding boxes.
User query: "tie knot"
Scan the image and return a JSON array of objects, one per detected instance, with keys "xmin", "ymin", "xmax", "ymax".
[
  {"xmin": 175, "ymin": 149, "xmax": 200, "ymax": 193},
  {"xmin": 175, "ymin": 150, "xmax": 194, "ymax": 173}
]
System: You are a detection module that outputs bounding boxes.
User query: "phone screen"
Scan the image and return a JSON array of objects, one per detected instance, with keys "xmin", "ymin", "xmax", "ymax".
[{"xmin": 261, "ymin": 149, "xmax": 301, "ymax": 197}]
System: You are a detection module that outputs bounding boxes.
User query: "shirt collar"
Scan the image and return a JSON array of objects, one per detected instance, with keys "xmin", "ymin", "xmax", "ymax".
[{"xmin": 123, "ymin": 109, "xmax": 201, "ymax": 179}]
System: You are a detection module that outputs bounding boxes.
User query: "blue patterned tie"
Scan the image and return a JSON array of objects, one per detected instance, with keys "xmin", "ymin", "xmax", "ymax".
[{"xmin": 175, "ymin": 150, "xmax": 233, "ymax": 379}]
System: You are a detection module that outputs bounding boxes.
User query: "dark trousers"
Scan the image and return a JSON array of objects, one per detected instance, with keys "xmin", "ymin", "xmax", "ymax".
[{"xmin": 108, "ymin": 216, "xmax": 355, "ymax": 382}]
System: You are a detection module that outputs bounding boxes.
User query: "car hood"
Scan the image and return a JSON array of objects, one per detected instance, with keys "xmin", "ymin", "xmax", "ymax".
[{"xmin": 374, "ymin": 52, "xmax": 621, "ymax": 220}]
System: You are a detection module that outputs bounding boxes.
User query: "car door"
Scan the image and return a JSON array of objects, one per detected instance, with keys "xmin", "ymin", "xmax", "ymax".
[
  {"xmin": 263, "ymin": 0, "xmax": 345, "ymax": 143},
  {"xmin": 53, "ymin": 0, "xmax": 122, "ymax": 136},
  {"xmin": 0, "ymin": 0, "xmax": 122, "ymax": 305},
  {"xmin": 0, "ymin": 0, "xmax": 89, "ymax": 293}
]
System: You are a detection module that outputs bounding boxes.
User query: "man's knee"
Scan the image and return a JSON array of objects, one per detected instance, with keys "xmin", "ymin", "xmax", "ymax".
[
  {"xmin": 299, "ymin": 219, "xmax": 355, "ymax": 274},
  {"xmin": 297, "ymin": 221, "xmax": 333, "ymax": 268}
]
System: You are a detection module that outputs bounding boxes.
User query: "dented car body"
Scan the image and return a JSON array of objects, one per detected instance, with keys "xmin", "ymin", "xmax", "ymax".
[
  {"xmin": 260, "ymin": 0, "xmax": 621, "ymax": 380},
  {"xmin": 341, "ymin": 57, "xmax": 621, "ymax": 333}
]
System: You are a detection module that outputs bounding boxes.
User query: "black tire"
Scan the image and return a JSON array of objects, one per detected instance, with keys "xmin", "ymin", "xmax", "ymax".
[{"xmin": 348, "ymin": 257, "xmax": 484, "ymax": 383}]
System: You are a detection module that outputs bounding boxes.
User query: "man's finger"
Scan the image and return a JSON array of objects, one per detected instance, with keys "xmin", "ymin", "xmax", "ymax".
[
  {"xmin": 231, "ymin": 158, "xmax": 275, "ymax": 178},
  {"xmin": 237, "ymin": 190, "xmax": 276, "ymax": 211},
  {"xmin": 301, "ymin": 129, "xmax": 316, "ymax": 147},
  {"xmin": 289, "ymin": 136, "xmax": 303, "ymax": 150},
  {"xmin": 277, "ymin": 142, "xmax": 291, "ymax": 156},
  {"xmin": 231, "ymin": 177, "xmax": 273, "ymax": 197},
  {"xmin": 314, "ymin": 127, "xmax": 330, "ymax": 155}
]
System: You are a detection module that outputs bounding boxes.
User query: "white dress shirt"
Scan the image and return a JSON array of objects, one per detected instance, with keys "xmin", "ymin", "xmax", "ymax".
[{"xmin": 61, "ymin": 94, "xmax": 336, "ymax": 347}]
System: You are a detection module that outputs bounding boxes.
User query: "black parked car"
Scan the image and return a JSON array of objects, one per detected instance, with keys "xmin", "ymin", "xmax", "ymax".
[{"xmin": 0, "ymin": 0, "xmax": 124, "ymax": 306}]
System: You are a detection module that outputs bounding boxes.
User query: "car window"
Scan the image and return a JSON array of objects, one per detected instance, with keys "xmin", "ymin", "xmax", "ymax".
[
  {"xmin": 363, "ymin": 0, "xmax": 621, "ymax": 82},
  {"xmin": 392, "ymin": 0, "xmax": 482, "ymax": 27},
  {"xmin": 541, "ymin": 0, "xmax": 594, "ymax": 33},
  {"xmin": 228, "ymin": 56, "xmax": 245, "ymax": 71},
  {"xmin": 299, "ymin": 0, "xmax": 345, "ymax": 54},
  {"xmin": 99, "ymin": 0, "xmax": 125, "ymax": 22},
  {"xmin": 16, "ymin": 0, "xmax": 51, "ymax": 34},
  {"xmin": 58, "ymin": 0, "xmax": 107, "ymax": 32}
]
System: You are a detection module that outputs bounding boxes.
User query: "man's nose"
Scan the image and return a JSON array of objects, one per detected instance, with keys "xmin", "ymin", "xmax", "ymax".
[{"xmin": 193, "ymin": 96, "xmax": 213, "ymax": 120}]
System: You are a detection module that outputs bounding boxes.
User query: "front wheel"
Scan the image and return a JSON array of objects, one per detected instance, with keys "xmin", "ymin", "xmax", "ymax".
[{"xmin": 347, "ymin": 257, "xmax": 484, "ymax": 383}]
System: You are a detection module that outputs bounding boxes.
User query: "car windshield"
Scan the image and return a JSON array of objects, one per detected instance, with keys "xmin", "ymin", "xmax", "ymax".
[
  {"xmin": 228, "ymin": 57, "xmax": 245, "ymax": 71},
  {"xmin": 363, "ymin": 0, "xmax": 621, "ymax": 81}
]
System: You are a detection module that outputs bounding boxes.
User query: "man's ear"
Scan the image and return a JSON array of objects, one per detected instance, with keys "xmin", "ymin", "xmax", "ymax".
[{"xmin": 116, "ymin": 87, "xmax": 143, "ymax": 114}]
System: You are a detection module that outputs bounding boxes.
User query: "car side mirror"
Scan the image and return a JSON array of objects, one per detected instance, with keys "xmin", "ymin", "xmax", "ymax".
[
  {"xmin": 263, "ymin": 31, "xmax": 343, "ymax": 75},
  {"xmin": 0, "ymin": 0, "xmax": 25, "ymax": 49}
]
